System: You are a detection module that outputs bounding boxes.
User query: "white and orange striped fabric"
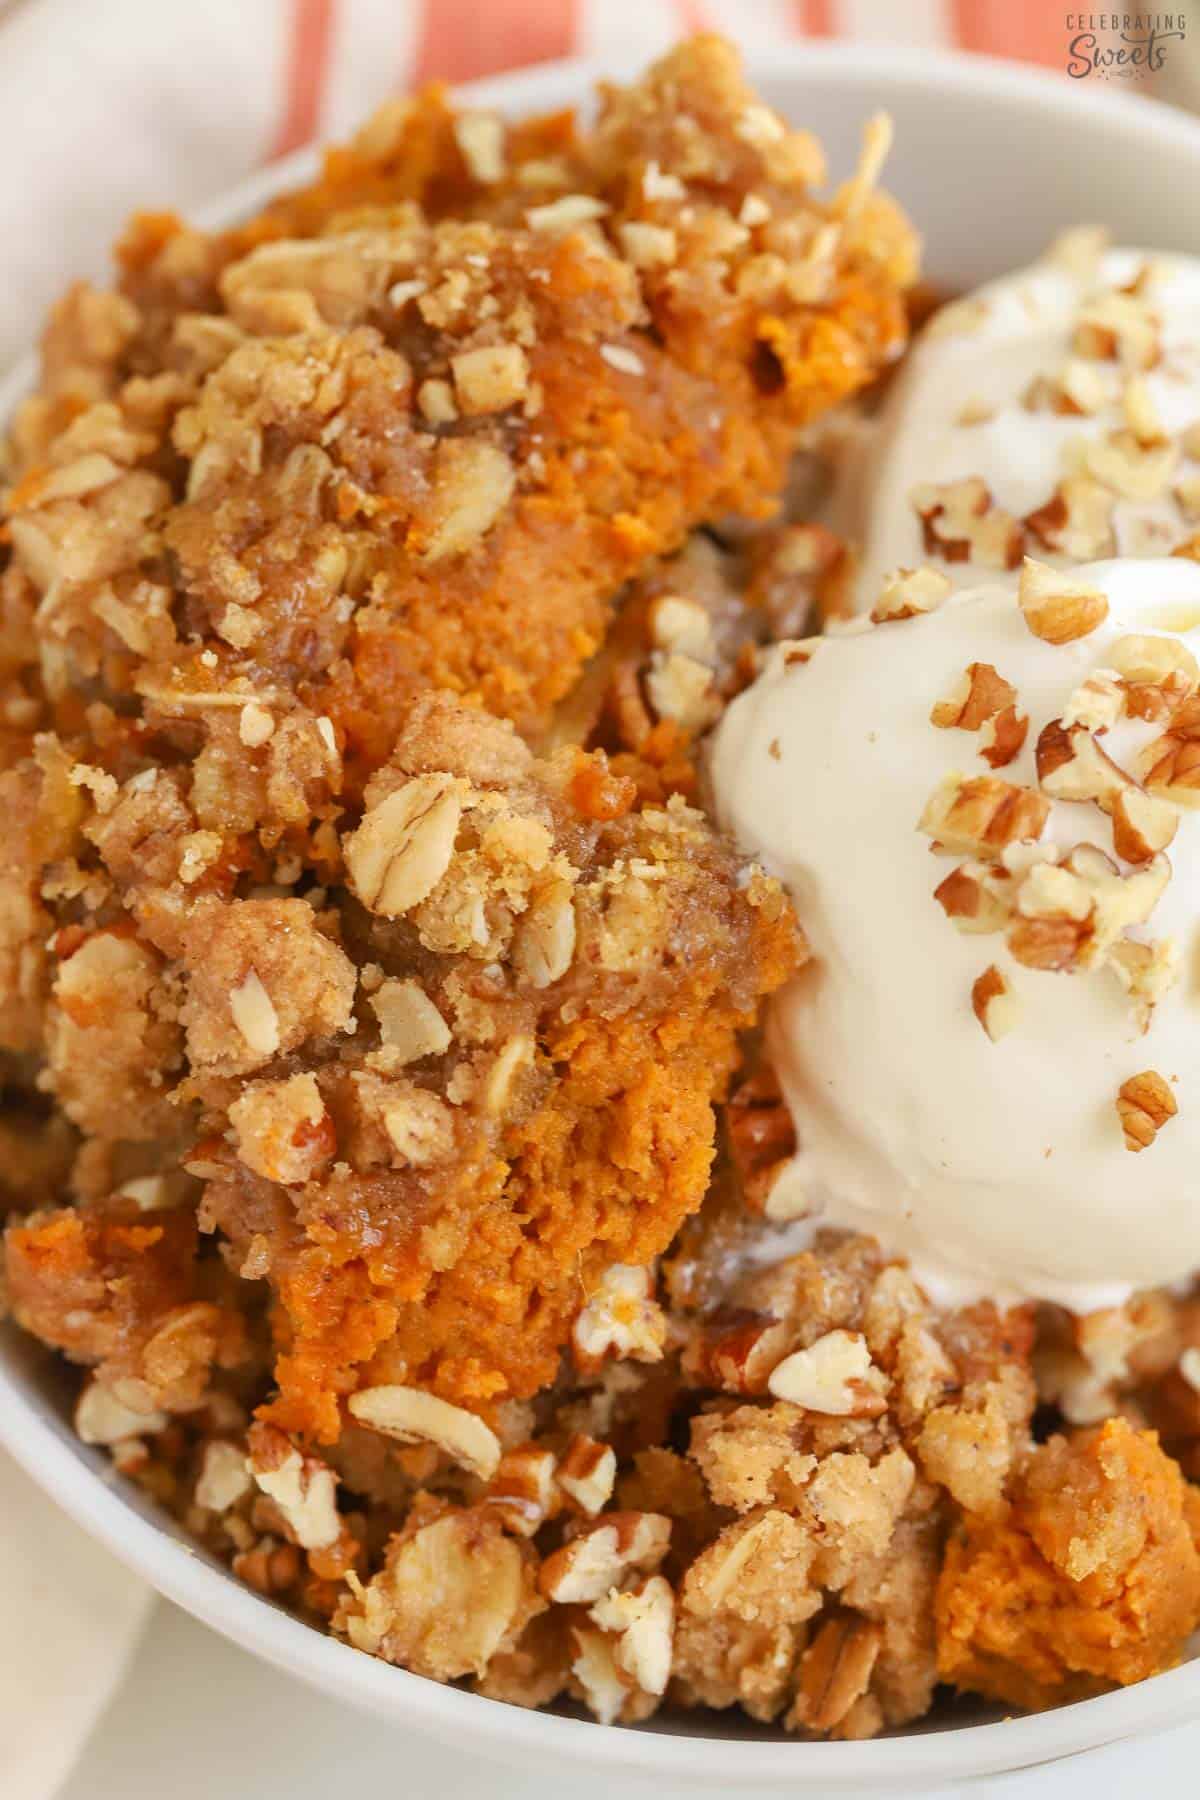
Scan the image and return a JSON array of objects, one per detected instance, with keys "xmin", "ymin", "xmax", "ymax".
[
  {"xmin": 0, "ymin": 0, "xmax": 1129, "ymax": 367},
  {"xmin": 272, "ymin": 0, "xmax": 1066, "ymax": 148}
]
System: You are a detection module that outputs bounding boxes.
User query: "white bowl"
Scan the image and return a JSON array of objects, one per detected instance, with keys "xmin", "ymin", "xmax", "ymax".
[{"xmin": 5, "ymin": 42, "xmax": 1200, "ymax": 1793}]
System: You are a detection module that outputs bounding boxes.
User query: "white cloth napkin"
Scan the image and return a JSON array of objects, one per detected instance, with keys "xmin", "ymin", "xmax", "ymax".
[{"xmin": 0, "ymin": 1450, "xmax": 152, "ymax": 1800}]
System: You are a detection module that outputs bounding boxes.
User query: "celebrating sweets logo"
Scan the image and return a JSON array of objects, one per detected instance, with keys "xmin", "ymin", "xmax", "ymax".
[{"xmin": 1065, "ymin": 11, "xmax": 1187, "ymax": 77}]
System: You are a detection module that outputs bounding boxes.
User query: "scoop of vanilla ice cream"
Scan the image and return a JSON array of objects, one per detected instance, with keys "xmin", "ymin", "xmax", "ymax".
[
  {"xmin": 711, "ymin": 556, "xmax": 1200, "ymax": 1310},
  {"xmin": 841, "ymin": 237, "xmax": 1200, "ymax": 612}
]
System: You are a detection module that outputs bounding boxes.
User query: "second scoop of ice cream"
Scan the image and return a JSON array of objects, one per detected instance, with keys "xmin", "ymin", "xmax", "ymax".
[
  {"xmin": 842, "ymin": 238, "xmax": 1200, "ymax": 612},
  {"xmin": 712, "ymin": 555, "xmax": 1200, "ymax": 1309}
]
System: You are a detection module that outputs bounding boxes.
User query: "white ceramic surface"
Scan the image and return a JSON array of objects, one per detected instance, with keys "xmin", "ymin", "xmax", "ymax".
[
  {"xmin": 5, "ymin": 41, "xmax": 1200, "ymax": 1791},
  {"xmin": 55, "ymin": 1599, "xmax": 1200, "ymax": 1800}
]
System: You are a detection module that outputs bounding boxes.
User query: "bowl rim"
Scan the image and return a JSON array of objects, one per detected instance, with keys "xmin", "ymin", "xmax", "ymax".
[
  {"xmin": 177, "ymin": 36, "xmax": 1200, "ymax": 243},
  {"xmin": 4, "ymin": 36, "xmax": 1200, "ymax": 1788},
  {"xmin": 7, "ymin": 1357, "xmax": 1200, "ymax": 1790}
]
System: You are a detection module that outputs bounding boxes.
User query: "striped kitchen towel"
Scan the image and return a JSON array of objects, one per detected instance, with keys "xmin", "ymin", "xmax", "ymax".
[{"xmin": 0, "ymin": 0, "xmax": 1168, "ymax": 367}]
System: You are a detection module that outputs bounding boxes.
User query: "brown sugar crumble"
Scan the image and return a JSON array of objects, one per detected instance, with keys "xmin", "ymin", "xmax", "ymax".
[{"xmin": 4, "ymin": 32, "xmax": 1200, "ymax": 1745}]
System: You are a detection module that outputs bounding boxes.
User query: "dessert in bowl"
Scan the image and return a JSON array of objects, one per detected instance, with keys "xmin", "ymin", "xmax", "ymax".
[{"xmin": 4, "ymin": 32, "xmax": 1200, "ymax": 1786}]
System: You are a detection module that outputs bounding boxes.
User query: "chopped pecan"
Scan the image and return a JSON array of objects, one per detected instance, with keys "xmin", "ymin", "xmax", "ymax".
[
  {"xmin": 1116, "ymin": 1070, "xmax": 1177, "ymax": 1151},
  {"xmin": 645, "ymin": 651, "xmax": 717, "ymax": 730},
  {"xmin": 559, "ymin": 1435, "xmax": 618, "ymax": 1516},
  {"xmin": 871, "ymin": 565, "xmax": 951, "ymax": 622},
  {"xmin": 540, "ymin": 1512, "xmax": 671, "ymax": 1604},
  {"xmin": 1036, "ymin": 719, "xmax": 1132, "ymax": 812},
  {"xmin": 1141, "ymin": 696, "xmax": 1200, "ymax": 806},
  {"xmin": 911, "ymin": 478, "xmax": 1022, "ymax": 569},
  {"xmin": 1073, "ymin": 290, "xmax": 1161, "ymax": 369},
  {"xmin": 978, "ymin": 707, "xmax": 1029, "ymax": 769},
  {"xmin": 648, "ymin": 594, "xmax": 714, "ymax": 659},
  {"xmin": 195, "ymin": 1439, "xmax": 253, "ymax": 1513},
  {"xmin": 247, "ymin": 1426, "xmax": 340, "ymax": 1550},
  {"xmin": 1063, "ymin": 670, "xmax": 1125, "ymax": 732},
  {"xmin": 918, "ymin": 774, "xmax": 1049, "ymax": 859},
  {"xmin": 930, "ymin": 661, "xmax": 1017, "ymax": 731},
  {"xmin": 1023, "ymin": 359, "xmax": 1111, "ymax": 417},
  {"xmin": 766, "ymin": 1330, "xmax": 888, "ymax": 1416},
  {"xmin": 1064, "ymin": 843, "xmax": 1171, "ymax": 962},
  {"xmin": 1015, "ymin": 862, "xmax": 1094, "ymax": 924},
  {"xmin": 933, "ymin": 862, "xmax": 1013, "ymax": 934},
  {"xmin": 1007, "ymin": 914, "xmax": 1090, "ymax": 971},
  {"xmin": 451, "ymin": 343, "xmax": 529, "ymax": 415},
  {"xmin": 971, "ymin": 965, "xmax": 1019, "ymax": 1042},
  {"xmin": 569, "ymin": 1627, "xmax": 632, "ymax": 1725},
  {"xmin": 420, "ymin": 440, "xmax": 515, "ymax": 561},
  {"xmin": 1124, "ymin": 671, "xmax": 1193, "ymax": 724},
  {"xmin": 1123, "ymin": 375, "xmax": 1167, "ymax": 446},
  {"xmin": 1084, "ymin": 430, "xmax": 1177, "ymax": 502},
  {"xmin": 1109, "ymin": 937, "xmax": 1180, "ymax": 1032},
  {"xmin": 1018, "ymin": 558, "xmax": 1108, "ymax": 645},
  {"xmin": 1111, "ymin": 785, "xmax": 1178, "ymax": 863},
  {"xmin": 1025, "ymin": 477, "xmax": 1115, "ymax": 561},
  {"xmin": 75, "ymin": 1381, "xmax": 166, "ymax": 1447},
  {"xmin": 1143, "ymin": 746, "xmax": 1200, "ymax": 808},
  {"xmin": 1022, "ymin": 366, "xmax": 1099, "ymax": 421},
  {"xmin": 1038, "ymin": 723, "xmax": 1178, "ymax": 866},
  {"xmin": 928, "ymin": 666, "xmax": 1036, "ymax": 770},
  {"xmin": 684, "ymin": 1308, "xmax": 795, "ymax": 1396},
  {"xmin": 573, "ymin": 1265, "xmax": 667, "ymax": 1372},
  {"xmin": 484, "ymin": 1444, "xmax": 559, "ymax": 1537},
  {"xmin": 229, "ymin": 1071, "xmax": 335, "ymax": 1185},
  {"xmin": 726, "ymin": 1064, "xmax": 797, "ymax": 1210},
  {"xmin": 588, "ymin": 1575, "xmax": 675, "ymax": 1697}
]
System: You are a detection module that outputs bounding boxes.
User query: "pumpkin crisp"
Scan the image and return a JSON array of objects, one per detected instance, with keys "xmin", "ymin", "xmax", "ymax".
[
  {"xmin": 3, "ymin": 691, "xmax": 798, "ymax": 1443},
  {"xmin": 937, "ymin": 1418, "xmax": 1200, "ymax": 1709},
  {"xmin": 8, "ymin": 30, "xmax": 1200, "ymax": 1749},
  {"xmin": 6, "ymin": 34, "xmax": 912, "ymax": 789},
  {"xmin": 0, "ymin": 36, "xmax": 897, "ymax": 1447}
]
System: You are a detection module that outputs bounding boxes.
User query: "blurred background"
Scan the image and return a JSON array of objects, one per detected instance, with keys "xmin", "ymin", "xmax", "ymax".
[{"xmin": 1, "ymin": 0, "xmax": 1198, "ymax": 363}]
